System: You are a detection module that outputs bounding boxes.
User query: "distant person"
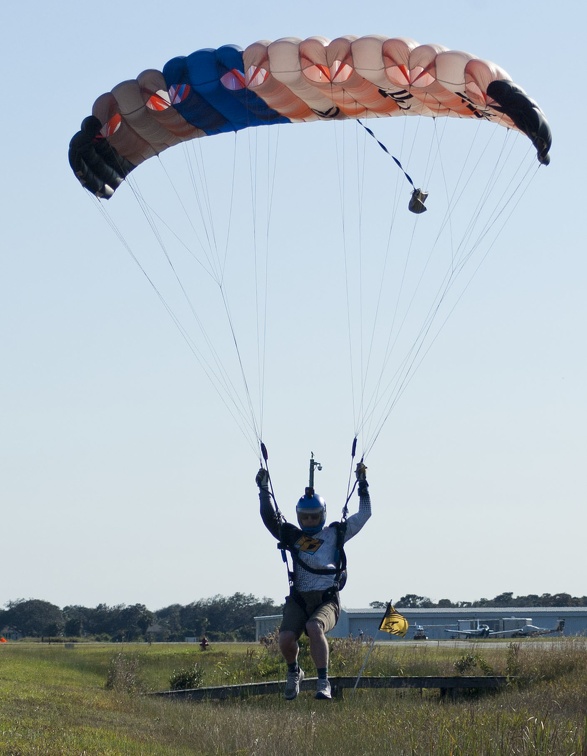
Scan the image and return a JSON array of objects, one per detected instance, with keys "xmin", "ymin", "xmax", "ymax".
[{"xmin": 256, "ymin": 462, "xmax": 371, "ymax": 700}]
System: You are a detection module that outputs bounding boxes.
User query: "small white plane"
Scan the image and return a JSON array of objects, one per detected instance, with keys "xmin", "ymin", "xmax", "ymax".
[
  {"xmin": 444, "ymin": 621, "xmax": 492, "ymax": 639},
  {"xmin": 489, "ymin": 619, "xmax": 565, "ymax": 638},
  {"xmin": 445, "ymin": 618, "xmax": 565, "ymax": 639}
]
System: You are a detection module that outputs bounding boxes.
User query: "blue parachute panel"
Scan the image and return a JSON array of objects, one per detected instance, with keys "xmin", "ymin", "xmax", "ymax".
[{"xmin": 163, "ymin": 53, "xmax": 232, "ymax": 135}]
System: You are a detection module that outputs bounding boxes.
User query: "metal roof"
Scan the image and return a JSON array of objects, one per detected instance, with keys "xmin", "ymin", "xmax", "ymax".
[{"xmin": 343, "ymin": 606, "xmax": 585, "ymax": 616}]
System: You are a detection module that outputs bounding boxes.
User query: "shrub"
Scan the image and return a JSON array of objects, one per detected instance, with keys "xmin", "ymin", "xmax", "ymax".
[
  {"xmin": 169, "ymin": 662, "xmax": 204, "ymax": 691},
  {"xmin": 105, "ymin": 652, "xmax": 143, "ymax": 693},
  {"xmin": 454, "ymin": 652, "xmax": 494, "ymax": 675}
]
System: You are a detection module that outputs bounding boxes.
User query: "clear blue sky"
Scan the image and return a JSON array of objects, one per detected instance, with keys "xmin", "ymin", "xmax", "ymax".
[{"xmin": 2, "ymin": 0, "xmax": 585, "ymax": 612}]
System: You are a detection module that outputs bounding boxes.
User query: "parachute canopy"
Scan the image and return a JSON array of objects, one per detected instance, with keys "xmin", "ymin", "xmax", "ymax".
[{"xmin": 69, "ymin": 35, "xmax": 551, "ymax": 198}]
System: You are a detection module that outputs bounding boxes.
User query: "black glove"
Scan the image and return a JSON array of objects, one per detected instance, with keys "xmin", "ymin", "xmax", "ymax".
[
  {"xmin": 355, "ymin": 462, "xmax": 367, "ymax": 481},
  {"xmin": 256, "ymin": 467, "xmax": 269, "ymax": 490},
  {"xmin": 355, "ymin": 462, "xmax": 368, "ymax": 495}
]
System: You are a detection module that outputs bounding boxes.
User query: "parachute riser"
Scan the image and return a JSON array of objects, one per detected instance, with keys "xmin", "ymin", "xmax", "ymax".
[
  {"xmin": 342, "ymin": 437, "xmax": 360, "ymax": 521},
  {"xmin": 260, "ymin": 441, "xmax": 284, "ymax": 524}
]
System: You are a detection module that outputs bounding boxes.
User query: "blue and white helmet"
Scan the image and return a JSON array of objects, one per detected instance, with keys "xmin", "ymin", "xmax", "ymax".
[{"xmin": 296, "ymin": 488, "xmax": 327, "ymax": 535}]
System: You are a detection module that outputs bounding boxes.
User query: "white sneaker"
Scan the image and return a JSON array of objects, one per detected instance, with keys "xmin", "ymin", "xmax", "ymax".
[
  {"xmin": 284, "ymin": 667, "xmax": 304, "ymax": 700},
  {"xmin": 315, "ymin": 678, "xmax": 332, "ymax": 700}
]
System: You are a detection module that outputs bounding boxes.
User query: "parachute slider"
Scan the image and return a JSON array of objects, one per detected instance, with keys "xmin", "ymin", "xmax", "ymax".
[{"xmin": 409, "ymin": 188, "xmax": 428, "ymax": 214}]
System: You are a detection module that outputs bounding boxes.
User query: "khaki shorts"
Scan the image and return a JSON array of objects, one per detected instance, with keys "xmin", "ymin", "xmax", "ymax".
[{"xmin": 280, "ymin": 590, "xmax": 340, "ymax": 638}]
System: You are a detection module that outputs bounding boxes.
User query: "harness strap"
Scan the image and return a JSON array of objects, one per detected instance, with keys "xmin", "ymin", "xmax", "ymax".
[{"xmin": 278, "ymin": 520, "xmax": 348, "ymax": 591}]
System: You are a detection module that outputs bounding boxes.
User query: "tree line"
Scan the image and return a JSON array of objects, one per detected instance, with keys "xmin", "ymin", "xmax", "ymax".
[
  {"xmin": 0, "ymin": 594, "xmax": 282, "ymax": 642},
  {"xmin": 3, "ymin": 591, "xmax": 585, "ymax": 641},
  {"xmin": 374, "ymin": 592, "xmax": 587, "ymax": 609}
]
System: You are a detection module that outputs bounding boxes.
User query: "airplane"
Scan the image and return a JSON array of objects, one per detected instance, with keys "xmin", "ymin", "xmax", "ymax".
[
  {"xmin": 445, "ymin": 618, "xmax": 565, "ymax": 639},
  {"xmin": 444, "ymin": 621, "xmax": 492, "ymax": 639},
  {"xmin": 489, "ymin": 619, "xmax": 565, "ymax": 638}
]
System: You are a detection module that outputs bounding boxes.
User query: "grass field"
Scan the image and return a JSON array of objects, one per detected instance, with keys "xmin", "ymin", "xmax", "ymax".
[{"xmin": 1, "ymin": 638, "xmax": 586, "ymax": 754}]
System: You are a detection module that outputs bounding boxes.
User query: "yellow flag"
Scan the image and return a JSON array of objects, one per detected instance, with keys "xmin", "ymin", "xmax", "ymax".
[{"xmin": 378, "ymin": 603, "xmax": 409, "ymax": 637}]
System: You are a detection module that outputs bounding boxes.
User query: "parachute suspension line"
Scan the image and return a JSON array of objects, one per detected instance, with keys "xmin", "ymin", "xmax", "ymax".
[
  {"xmin": 123, "ymin": 195, "xmax": 223, "ymax": 286},
  {"xmin": 124, "ymin": 171, "xmax": 255, "ymax": 432},
  {"xmin": 181, "ymin": 134, "xmax": 265, "ymax": 447},
  {"xmin": 354, "ymin": 120, "xmax": 425, "ymax": 445},
  {"xmin": 338, "ymin": 112, "xmax": 398, "ymax": 448},
  {"xmin": 359, "ymin": 243, "xmax": 472, "ymax": 452},
  {"xmin": 256, "ymin": 127, "xmax": 280, "ymax": 438},
  {"xmin": 335, "ymin": 113, "xmax": 420, "ymax": 448},
  {"xmin": 426, "ymin": 116, "xmax": 484, "ymax": 276},
  {"xmin": 431, "ymin": 119, "xmax": 519, "ymax": 274},
  {"xmin": 120, "ymin": 157, "xmax": 266, "ymax": 452},
  {"xmin": 445, "ymin": 147, "xmax": 537, "ymax": 294},
  {"xmin": 216, "ymin": 279, "xmax": 263, "ymax": 445},
  {"xmin": 247, "ymin": 128, "xmax": 263, "ymax": 438},
  {"xmin": 360, "ymin": 136, "xmax": 540, "ymax": 456},
  {"xmin": 355, "ymin": 117, "xmax": 413, "ymax": 447},
  {"xmin": 363, "ymin": 167, "xmax": 539, "ymax": 457},
  {"xmin": 355, "ymin": 118, "xmax": 391, "ymax": 444},
  {"xmin": 345, "ymin": 117, "xmax": 377, "ymax": 439},
  {"xmin": 355, "ymin": 215, "xmax": 421, "ymax": 448},
  {"xmin": 334, "ymin": 120, "xmax": 360, "ymax": 435},
  {"xmin": 184, "ymin": 140, "xmax": 227, "ymax": 284},
  {"xmin": 339, "ymin": 110, "xmax": 395, "ymax": 441},
  {"xmin": 369, "ymin": 124, "xmax": 505, "ymax": 444},
  {"xmin": 341, "ymin": 112, "xmax": 415, "ymax": 452},
  {"xmin": 259, "ymin": 127, "xmax": 281, "ymax": 435},
  {"xmin": 248, "ymin": 129, "xmax": 262, "ymax": 439},
  {"xmin": 90, "ymin": 194, "xmax": 260, "ymax": 456},
  {"xmin": 246, "ymin": 127, "xmax": 280, "ymax": 441},
  {"xmin": 156, "ymin": 151, "xmax": 222, "ymax": 284},
  {"xmin": 355, "ymin": 125, "xmax": 500, "ymax": 452},
  {"xmin": 201, "ymin": 131, "xmax": 264, "ymax": 445},
  {"xmin": 349, "ymin": 115, "xmax": 436, "ymax": 447},
  {"xmin": 212, "ymin": 133, "xmax": 239, "ymax": 289},
  {"xmin": 427, "ymin": 129, "xmax": 525, "ymax": 299},
  {"xmin": 354, "ymin": 120, "xmax": 366, "ymax": 440}
]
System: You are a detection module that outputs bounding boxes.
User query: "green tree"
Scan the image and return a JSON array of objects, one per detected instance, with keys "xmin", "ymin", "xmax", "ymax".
[
  {"xmin": 154, "ymin": 603, "xmax": 184, "ymax": 641},
  {"xmin": 437, "ymin": 598, "xmax": 455, "ymax": 608},
  {"xmin": 397, "ymin": 594, "xmax": 434, "ymax": 609},
  {"xmin": 115, "ymin": 604, "xmax": 153, "ymax": 640},
  {"xmin": 492, "ymin": 592, "xmax": 514, "ymax": 606},
  {"xmin": 159, "ymin": 593, "xmax": 281, "ymax": 641},
  {"xmin": 4, "ymin": 599, "xmax": 64, "ymax": 637}
]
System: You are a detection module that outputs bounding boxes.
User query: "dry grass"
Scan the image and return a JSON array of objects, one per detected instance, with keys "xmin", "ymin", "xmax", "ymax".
[{"xmin": 0, "ymin": 639, "xmax": 586, "ymax": 754}]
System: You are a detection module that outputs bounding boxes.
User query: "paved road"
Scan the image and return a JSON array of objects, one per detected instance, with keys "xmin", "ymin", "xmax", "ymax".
[{"xmin": 386, "ymin": 638, "xmax": 584, "ymax": 650}]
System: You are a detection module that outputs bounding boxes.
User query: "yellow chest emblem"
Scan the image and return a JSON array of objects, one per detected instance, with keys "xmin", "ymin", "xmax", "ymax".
[{"xmin": 295, "ymin": 534, "xmax": 323, "ymax": 554}]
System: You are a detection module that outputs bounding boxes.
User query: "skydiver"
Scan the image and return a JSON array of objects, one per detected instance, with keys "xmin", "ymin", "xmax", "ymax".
[{"xmin": 256, "ymin": 462, "xmax": 371, "ymax": 700}]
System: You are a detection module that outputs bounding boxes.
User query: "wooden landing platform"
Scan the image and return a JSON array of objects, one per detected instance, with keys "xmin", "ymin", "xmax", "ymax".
[{"xmin": 152, "ymin": 675, "xmax": 510, "ymax": 701}]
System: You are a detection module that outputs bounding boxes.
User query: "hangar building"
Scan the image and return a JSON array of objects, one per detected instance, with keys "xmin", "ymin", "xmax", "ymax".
[{"xmin": 255, "ymin": 606, "xmax": 587, "ymax": 641}]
